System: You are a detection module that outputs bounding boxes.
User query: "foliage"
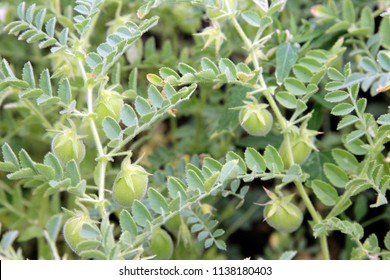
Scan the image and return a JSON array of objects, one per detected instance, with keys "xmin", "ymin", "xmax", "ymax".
[{"xmin": 0, "ymin": 0, "xmax": 389, "ymax": 260}]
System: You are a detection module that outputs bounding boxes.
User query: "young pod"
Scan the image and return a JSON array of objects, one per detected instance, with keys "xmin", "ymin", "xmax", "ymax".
[
  {"xmin": 95, "ymin": 90, "xmax": 124, "ymax": 126},
  {"xmin": 149, "ymin": 227, "xmax": 174, "ymax": 260},
  {"xmin": 239, "ymin": 103, "xmax": 273, "ymax": 137},
  {"xmin": 112, "ymin": 160, "xmax": 149, "ymax": 208},
  {"xmin": 52, "ymin": 128, "xmax": 85, "ymax": 164},
  {"xmin": 262, "ymin": 190, "xmax": 303, "ymax": 233},
  {"xmin": 63, "ymin": 214, "xmax": 97, "ymax": 254},
  {"xmin": 279, "ymin": 128, "xmax": 317, "ymax": 167}
]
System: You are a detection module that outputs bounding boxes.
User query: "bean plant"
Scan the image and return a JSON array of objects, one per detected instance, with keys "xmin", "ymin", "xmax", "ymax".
[{"xmin": 0, "ymin": 0, "xmax": 389, "ymax": 260}]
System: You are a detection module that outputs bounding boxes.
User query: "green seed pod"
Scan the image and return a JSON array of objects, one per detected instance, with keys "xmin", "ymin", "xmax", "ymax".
[
  {"xmin": 264, "ymin": 202, "xmax": 303, "ymax": 233},
  {"xmin": 52, "ymin": 128, "xmax": 85, "ymax": 164},
  {"xmin": 95, "ymin": 90, "xmax": 124, "ymax": 126},
  {"xmin": 63, "ymin": 215, "xmax": 96, "ymax": 254},
  {"xmin": 279, "ymin": 128, "xmax": 317, "ymax": 167},
  {"xmin": 239, "ymin": 103, "xmax": 273, "ymax": 137},
  {"xmin": 112, "ymin": 160, "xmax": 149, "ymax": 208},
  {"xmin": 262, "ymin": 189, "xmax": 303, "ymax": 233},
  {"xmin": 149, "ymin": 227, "xmax": 174, "ymax": 260}
]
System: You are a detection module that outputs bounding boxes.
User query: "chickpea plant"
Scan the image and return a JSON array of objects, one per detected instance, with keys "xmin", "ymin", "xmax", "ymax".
[{"xmin": 0, "ymin": 0, "xmax": 390, "ymax": 260}]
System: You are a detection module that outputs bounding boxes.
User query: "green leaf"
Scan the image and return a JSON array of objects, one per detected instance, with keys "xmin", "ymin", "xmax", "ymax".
[
  {"xmin": 359, "ymin": 57, "xmax": 378, "ymax": 73},
  {"xmin": 163, "ymin": 83, "xmax": 177, "ymax": 101},
  {"xmin": 342, "ymin": 0, "xmax": 355, "ymax": 23},
  {"xmin": 119, "ymin": 209, "xmax": 137, "ymax": 237},
  {"xmin": 97, "ymin": 43, "xmax": 114, "ymax": 58},
  {"xmin": 346, "ymin": 130, "xmax": 365, "ymax": 144},
  {"xmin": 7, "ymin": 168, "xmax": 35, "ymax": 180},
  {"xmin": 79, "ymin": 250, "xmax": 107, "ymax": 260},
  {"xmin": 201, "ymin": 57, "xmax": 219, "ymax": 74},
  {"xmin": 25, "ymin": 4, "xmax": 36, "ymax": 24},
  {"xmin": 219, "ymin": 58, "xmax": 237, "ymax": 81},
  {"xmin": 325, "ymin": 90, "xmax": 349, "ymax": 103},
  {"xmin": 131, "ymin": 200, "xmax": 152, "ymax": 227},
  {"xmin": 337, "ymin": 115, "xmax": 359, "ymax": 130},
  {"xmin": 59, "ymin": 28, "xmax": 68, "ymax": 45},
  {"xmin": 39, "ymin": 69, "xmax": 52, "ymax": 96},
  {"xmin": 284, "ymin": 77, "xmax": 307, "ymax": 96},
  {"xmin": 276, "ymin": 91, "xmax": 297, "ymax": 109},
  {"xmin": 359, "ymin": 7, "xmax": 374, "ymax": 36},
  {"xmin": 65, "ymin": 160, "xmax": 81, "ymax": 186},
  {"xmin": 186, "ymin": 169, "xmax": 205, "ymax": 192},
  {"xmin": 22, "ymin": 61, "xmax": 35, "ymax": 88},
  {"xmin": 323, "ymin": 163, "xmax": 349, "ymax": 188},
  {"xmin": 178, "ymin": 63, "xmax": 196, "ymax": 75},
  {"xmin": 35, "ymin": 163, "xmax": 55, "ymax": 180},
  {"xmin": 0, "ymin": 231, "xmax": 19, "ymax": 250},
  {"xmin": 38, "ymin": 38, "xmax": 57, "ymax": 49},
  {"xmin": 86, "ymin": 53, "xmax": 102, "ymax": 70},
  {"xmin": 244, "ymin": 147, "xmax": 266, "ymax": 173},
  {"xmin": 264, "ymin": 145, "xmax": 284, "ymax": 173},
  {"xmin": 219, "ymin": 160, "xmax": 239, "ymax": 183},
  {"xmin": 215, "ymin": 239, "xmax": 226, "ymax": 250},
  {"xmin": 18, "ymin": 149, "xmax": 36, "ymax": 170},
  {"xmin": 204, "ymin": 238, "xmax": 214, "ymax": 248},
  {"xmin": 326, "ymin": 21, "xmax": 350, "ymax": 34},
  {"xmin": 146, "ymin": 73, "xmax": 164, "ymax": 86},
  {"xmin": 147, "ymin": 85, "xmax": 164, "ymax": 108},
  {"xmin": 0, "ymin": 162, "xmax": 18, "ymax": 172},
  {"xmin": 241, "ymin": 10, "xmax": 261, "ymax": 27},
  {"xmin": 327, "ymin": 67, "xmax": 344, "ymax": 81},
  {"xmin": 312, "ymin": 180, "xmax": 339, "ymax": 206},
  {"xmin": 102, "ymin": 116, "xmax": 121, "ymax": 140},
  {"xmin": 45, "ymin": 17, "xmax": 56, "ymax": 37},
  {"xmin": 276, "ymin": 42, "xmax": 298, "ymax": 84},
  {"xmin": 159, "ymin": 67, "xmax": 180, "ymax": 80},
  {"xmin": 17, "ymin": 2, "xmax": 26, "ymax": 20},
  {"xmin": 120, "ymin": 104, "xmax": 138, "ymax": 127},
  {"xmin": 331, "ymin": 103, "xmax": 354, "ymax": 116},
  {"xmin": 226, "ymin": 151, "xmax": 246, "ymax": 175},
  {"xmin": 332, "ymin": 148, "xmax": 359, "ymax": 172},
  {"xmin": 377, "ymin": 51, "xmax": 390, "ymax": 71},
  {"xmin": 313, "ymin": 217, "xmax": 363, "ymax": 240},
  {"xmin": 58, "ymin": 79, "xmax": 71, "ymax": 105},
  {"xmin": 2, "ymin": 143, "xmax": 20, "ymax": 168},
  {"xmin": 148, "ymin": 187, "xmax": 169, "ymax": 214},
  {"xmin": 135, "ymin": 96, "xmax": 153, "ymax": 116},
  {"xmin": 45, "ymin": 214, "xmax": 62, "ymax": 241},
  {"xmin": 43, "ymin": 152, "xmax": 63, "ymax": 180},
  {"xmin": 377, "ymin": 114, "xmax": 390, "ymax": 125},
  {"xmin": 384, "ymin": 231, "xmax": 390, "ymax": 251},
  {"xmin": 20, "ymin": 88, "xmax": 43, "ymax": 99},
  {"xmin": 293, "ymin": 64, "xmax": 312, "ymax": 83},
  {"xmin": 191, "ymin": 223, "xmax": 204, "ymax": 233},
  {"xmin": 167, "ymin": 177, "xmax": 187, "ymax": 200}
]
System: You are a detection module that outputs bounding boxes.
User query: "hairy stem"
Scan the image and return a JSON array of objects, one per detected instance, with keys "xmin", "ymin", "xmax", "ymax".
[{"xmin": 78, "ymin": 59, "xmax": 106, "ymax": 202}]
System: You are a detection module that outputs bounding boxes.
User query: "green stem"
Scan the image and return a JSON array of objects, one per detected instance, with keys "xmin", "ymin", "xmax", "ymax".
[
  {"xmin": 78, "ymin": 58, "xmax": 106, "ymax": 203},
  {"xmin": 97, "ymin": 159, "xmax": 108, "ymax": 202},
  {"xmin": 295, "ymin": 181, "xmax": 330, "ymax": 259}
]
